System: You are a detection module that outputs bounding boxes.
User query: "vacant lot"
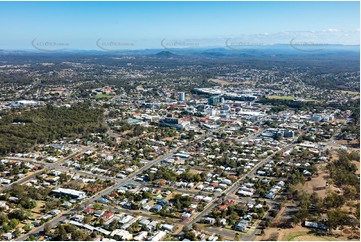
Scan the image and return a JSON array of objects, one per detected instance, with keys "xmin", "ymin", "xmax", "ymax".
[
  {"xmin": 296, "ymin": 164, "xmax": 330, "ymax": 198},
  {"xmin": 30, "ymin": 200, "xmax": 45, "ymax": 219},
  {"xmin": 284, "ymin": 231, "xmax": 339, "ymax": 241},
  {"xmin": 209, "ymin": 78, "xmax": 231, "ymax": 86},
  {"xmin": 256, "ymin": 225, "xmax": 345, "ymax": 241}
]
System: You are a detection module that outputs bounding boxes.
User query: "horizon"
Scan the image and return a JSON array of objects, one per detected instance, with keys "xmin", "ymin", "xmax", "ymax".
[{"xmin": 1, "ymin": 42, "xmax": 360, "ymax": 53}]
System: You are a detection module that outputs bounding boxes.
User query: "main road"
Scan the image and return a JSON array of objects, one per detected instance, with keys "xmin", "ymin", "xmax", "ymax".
[
  {"xmin": 1, "ymin": 146, "xmax": 93, "ymax": 192},
  {"xmin": 16, "ymin": 128, "xmax": 217, "ymax": 241}
]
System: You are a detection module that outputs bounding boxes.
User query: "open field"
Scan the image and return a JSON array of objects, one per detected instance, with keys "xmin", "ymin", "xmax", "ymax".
[
  {"xmin": 296, "ymin": 164, "xmax": 330, "ymax": 198},
  {"xmin": 93, "ymin": 94, "xmax": 113, "ymax": 100},
  {"xmin": 267, "ymin": 95, "xmax": 294, "ymax": 100},
  {"xmin": 239, "ymin": 81, "xmax": 255, "ymax": 85},
  {"xmin": 284, "ymin": 231, "xmax": 339, "ymax": 241},
  {"xmin": 266, "ymin": 95, "xmax": 317, "ymax": 102},
  {"xmin": 302, "ymin": 99, "xmax": 318, "ymax": 102},
  {"xmin": 338, "ymin": 90, "xmax": 360, "ymax": 96},
  {"xmin": 336, "ymin": 139, "xmax": 360, "ymax": 146},
  {"xmin": 256, "ymin": 225, "xmax": 347, "ymax": 241}
]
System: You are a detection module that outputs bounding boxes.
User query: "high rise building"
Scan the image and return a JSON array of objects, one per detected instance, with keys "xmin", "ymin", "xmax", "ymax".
[
  {"xmin": 208, "ymin": 95, "xmax": 222, "ymax": 106},
  {"xmin": 178, "ymin": 92, "xmax": 185, "ymax": 101}
]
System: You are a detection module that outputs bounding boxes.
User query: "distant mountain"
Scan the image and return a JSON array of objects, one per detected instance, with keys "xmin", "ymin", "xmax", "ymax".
[
  {"xmin": 0, "ymin": 45, "xmax": 358, "ymax": 59},
  {"xmin": 199, "ymin": 48, "xmax": 228, "ymax": 57},
  {"xmin": 155, "ymin": 51, "xmax": 177, "ymax": 58}
]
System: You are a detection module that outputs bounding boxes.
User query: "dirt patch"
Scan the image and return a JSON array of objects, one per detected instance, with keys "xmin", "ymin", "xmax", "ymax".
[
  {"xmin": 256, "ymin": 226, "xmax": 345, "ymax": 241},
  {"xmin": 288, "ymin": 235, "xmax": 334, "ymax": 241},
  {"xmin": 209, "ymin": 78, "xmax": 231, "ymax": 86},
  {"xmin": 30, "ymin": 200, "xmax": 45, "ymax": 219},
  {"xmin": 336, "ymin": 139, "xmax": 359, "ymax": 146},
  {"xmin": 121, "ymin": 130, "xmax": 132, "ymax": 136},
  {"xmin": 296, "ymin": 164, "xmax": 330, "ymax": 198},
  {"xmin": 162, "ymin": 137, "xmax": 175, "ymax": 141}
]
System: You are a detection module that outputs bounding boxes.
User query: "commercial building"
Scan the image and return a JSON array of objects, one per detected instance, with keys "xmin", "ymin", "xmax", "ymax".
[
  {"xmin": 208, "ymin": 96, "xmax": 223, "ymax": 106},
  {"xmin": 261, "ymin": 128, "xmax": 294, "ymax": 138},
  {"xmin": 178, "ymin": 92, "xmax": 185, "ymax": 101},
  {"xmin": 51, "ymin": 188, "xmax": 87, "ymax": 200},
  {"xmin": 159, "ymin": 117, "xmax": 190, "ymax": 129}
]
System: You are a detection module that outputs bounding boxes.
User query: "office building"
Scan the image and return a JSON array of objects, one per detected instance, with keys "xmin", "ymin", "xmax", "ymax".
[
  {"xmin": 178, "ymin": 92, "xmax": 185, "ymax": 101},
  {"xmin": 208, "ymin": 95, "xmax": 222, "ymax": 106}
]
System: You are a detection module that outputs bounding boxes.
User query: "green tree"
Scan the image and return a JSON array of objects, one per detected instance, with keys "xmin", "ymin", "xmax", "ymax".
[
  {"xmin": 326, "ymin": 208, "xmax": 349, "ymax": 232},
  {"xmin": 55, "ymin": 225, "xmax": 68, "ymax": 241},
  {"xmin": 9, "ymin": 218, "xmax": 19, "ymax": 229},
  {"xmin": 8, "ymin": 209, "xmax": 28, "ymax": 221}
]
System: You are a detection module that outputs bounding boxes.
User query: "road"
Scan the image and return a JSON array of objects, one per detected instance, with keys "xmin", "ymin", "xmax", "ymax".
[
  {"xmin": 0, "ymin": 169, "xmax": 44, "ymax": 192},
  {"xmin": 183, "ymin": 142, "xmax": 297, "ymax": 231},
  {"xmin": 16, "ymin": 130, "xmax": 212, "ymax": 240},
  {"xmin": 179, "ymin": 119, "xmax": 350, "ymax": 239},
  {"xmin": 241, "ymin": 118, "xmax": 351, "ymax": 241},
  {"xmin": 1, "ymin": 147, "xmax": 92, "ymax": 192},
  {"xmin": 179, "ymin": 129, "xmax": 267, "ymax": 229},
  {"xmin": 5, "ymin": 158, "xmax": 116, "ymax": 182},
  {"xmin": 15, "ymin": 127, "xmax": 268, "ymax": 240}
]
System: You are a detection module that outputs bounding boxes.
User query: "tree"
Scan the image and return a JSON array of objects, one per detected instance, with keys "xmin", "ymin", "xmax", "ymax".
[
  {"xmin": 292, "ymin": 207, "xmax": 309, "ymax": 224},
  {"xmin": 20, "ymin": 199, "xmax": 37, "ymax": 210},
  {"xmin": 27, "ymin": 235, "xmax": 36, "ymax": 241},
  {"xmin": 192, "ymin": 223, "xmax": 198, "ymax": 230},
  {"xmin": 64, "ymin": 224, "xmax": 77, "ymax": 233},
  {"xmin": 71, "ymin": 229, "xmax": 86, "ymax": 240},
  {"xmin": 326, "ymin": 208, "xmax": 349, "ymax": 232},
  {"xmin": 55, "ymin": 225, "xmax": 67, "ymax": 241},
  {"xmin": 23, "ymin": 224, "xmax": 32, "ymax": 232},
  {"xmin": 44, "ymin": 223, "xmax": 52, "ymax": 237},
  {"xmin": 8, "ymin": 209, "xmax": 28, "ymax": 221},
  {"xmin": 323, "ymin": 191, "xmax": 345, "ymax": 209},
  {"xmin": 93, "ymin": 203, "xmax": 102, "ymax": 210},
  {"xmin": 9, "ymin": 218, "xmax": 19, "ymax": 229},
  {"xmin": 0, "ymin": 212, "xmax": 8, "ymax": 226},
  {"xmin": 184, "ymin": 231, "xmax": 196, "ymax": 241},
  {"xmin": 343, "ymin": 185, "xmax": 358, "ymax": 200}
]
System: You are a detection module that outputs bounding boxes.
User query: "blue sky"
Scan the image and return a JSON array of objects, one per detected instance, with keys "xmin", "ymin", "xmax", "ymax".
[{"xmin": 0, "ymin": 1, "xmax": 359, "ymax": 50}]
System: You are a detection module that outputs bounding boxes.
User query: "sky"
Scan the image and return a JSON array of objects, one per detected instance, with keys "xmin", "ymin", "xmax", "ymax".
[{"xmin": 0, "ymin": 1, "xmax": 359, "ymax": 50}]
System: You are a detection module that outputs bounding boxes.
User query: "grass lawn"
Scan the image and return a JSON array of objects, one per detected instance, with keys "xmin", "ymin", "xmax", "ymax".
[
  {"xmin": 339, "ymin": 90, "xmax": 359, "ymax": 95},
  {"xmin": 284, "ymin": 231, "xmax": 338, "ymax": 241},
  {"xmin": 267, "ymin": 95, "xmax": 317, "ymax": 102},
  {"xmin": 267, "ymin": 95, "xmax": 295, "ymax": 100},
  {"xmin": 302, "ymin": 98, "xmax": 318, "ymax": 102},
  {"xmin": 93, "ymin": 94, "xmax": 113, "ymax": 100}
]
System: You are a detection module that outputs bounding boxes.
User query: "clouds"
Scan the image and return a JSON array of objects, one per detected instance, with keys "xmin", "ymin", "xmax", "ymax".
[
  {"xmin": 221, "ymin": 29, "xmax": 360, "ymax": 45},
  {"xmin": 323, "ymin": 28, "xmax": 341, "ymax": 33}
]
